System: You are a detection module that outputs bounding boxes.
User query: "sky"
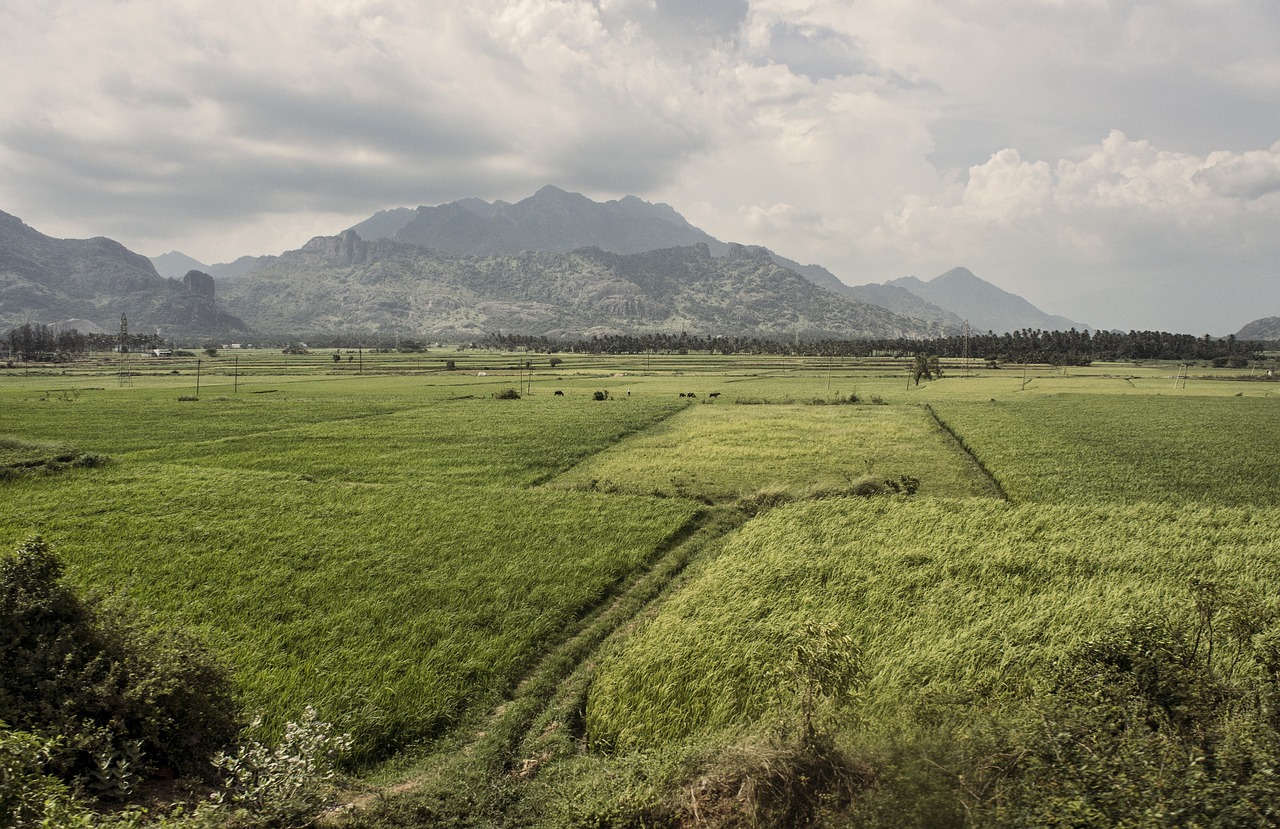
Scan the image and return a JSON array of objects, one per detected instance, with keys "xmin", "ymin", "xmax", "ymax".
[{"xmin": 2, "ymin": 0, "xmax": 1278, "ymax": 334}]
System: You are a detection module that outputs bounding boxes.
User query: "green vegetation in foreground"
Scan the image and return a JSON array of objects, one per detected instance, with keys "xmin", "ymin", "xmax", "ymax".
[
  {"xmin": 586, "ymin": 497, "xmax": 1280, "ymax": 749},
  {"xmin": 0, "ymin": 372, "xmax": 697, "ymax": 767},
  {"xmin": 2, "ymin": 467, "xmax": 697, "ymax": 765},
  {"xmin": 551, "ymin": 403, "xmax": 1001, "ymax": 502},
  {"xmin": 930, "ymin": 394, "xmax": 1280, "ymax": 505},
  {"xmin": 4, "ymin": 352, "xmax": 1279, "ymax": 826}
]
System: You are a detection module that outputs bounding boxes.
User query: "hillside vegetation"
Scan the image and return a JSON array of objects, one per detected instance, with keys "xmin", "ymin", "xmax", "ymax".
[{"xmin": 218, "ymin": 234, "xmax": 942, "ymax": 340}]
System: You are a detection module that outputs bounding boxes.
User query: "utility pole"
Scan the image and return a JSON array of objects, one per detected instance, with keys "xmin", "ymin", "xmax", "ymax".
[{"xmin": 196, "ymin": 359, "xmax": 202, "ymax": 397}]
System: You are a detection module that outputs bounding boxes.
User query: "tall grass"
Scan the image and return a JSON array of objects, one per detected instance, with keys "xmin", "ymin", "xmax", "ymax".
[
  {"xmin": 1, "ymin": 465, "xmax": 698, "ymax": 764},
  {"xmin": 585, "ymin": 496, "xmax": 1280, "ymax": 749},
  {"xmin": 551, "ymin": 404, "xmax": 1001, "ymax": 502},
  {"xmin": 0, "ymin": 373, "xmax": 697, "ymax": 764}
]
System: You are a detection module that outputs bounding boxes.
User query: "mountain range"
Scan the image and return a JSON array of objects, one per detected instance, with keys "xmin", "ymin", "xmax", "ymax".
[
  {"xmin": 216, "ymin": 233, "xmax": 942, "ymax": 340},
  {"xmin": 15, "ymin": 186, "xmax": 1254, "ymax": 340},
  {"xmin": 0, "ymin": 209, "xmax": 246, "ymax": 336}
]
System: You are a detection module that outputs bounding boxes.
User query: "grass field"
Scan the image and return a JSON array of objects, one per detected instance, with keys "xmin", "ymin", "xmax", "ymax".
[
  {"xmin": 0, "ymin": 365, "xmax": 698, "ymax": 763},
  {"xmin": 585, "ymin": 496, "xmax": 1280, "ymax": 749},
  {"xmin": 929, "ymin": 394, "xmax": 1280, "ymax": 505},
  {"xmin": 2, "ymin": 348, "xmax": 1277, "ymax": 825},
  {"xmin": 551, "ymin": 402, "xmax": 1001, "ymax": 501}
]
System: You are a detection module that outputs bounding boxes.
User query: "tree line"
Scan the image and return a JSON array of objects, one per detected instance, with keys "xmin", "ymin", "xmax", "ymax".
[
  {"xmin": 483, "ymin": 328, "xmax": 1274, "ymax": 364},
  {"xmin": 5, "ymin": 321, "xmax": 1273, "ymax": 365},
  {"xmin": 2, "ymin": 323, "xmax": 162, "ymax": 360}
]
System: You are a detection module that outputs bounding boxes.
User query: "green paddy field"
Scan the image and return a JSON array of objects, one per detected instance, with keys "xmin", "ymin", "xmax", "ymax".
[{"xmin": 2, "ymin": 349, "xmax": 1278, "ymax": 827}]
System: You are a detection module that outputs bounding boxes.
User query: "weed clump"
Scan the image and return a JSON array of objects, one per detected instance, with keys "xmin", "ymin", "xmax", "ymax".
[{"xmin": 663, "ymin": 735, "xmax": 872, "ymax": 828}]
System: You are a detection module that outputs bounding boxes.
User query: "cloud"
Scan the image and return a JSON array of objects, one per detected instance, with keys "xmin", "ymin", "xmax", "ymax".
[
  {"xmin": 0, "ymin": 0, "xmax": 730, "ymax": 256},
  {"xmin": 862, "ymin": 132, "xmax": 1280, "ymax": 331},
  {"xmin": 0, "ymin": 0, "xmax": 1277, "ymax": 331}
]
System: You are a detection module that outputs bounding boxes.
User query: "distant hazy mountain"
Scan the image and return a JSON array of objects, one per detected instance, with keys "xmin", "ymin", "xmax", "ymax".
[
  {"xmin": 885, "ymin": 267, "xmax": 1087, "ymax": 334},
  {"xmin": 348, "ymin": 188, "xmax": 1089, "ymax": 335},
  {"xmin": 220, "ymin": 231, "xmax": 944, "ymax": 340},
  {"xmin": 350, "ymin": 187, "xmax": 916, "ymax": 307},
  {"xmin": 0, "ymin": 210, "xmax": 248, "ymax": 335},
  {"xmin": 845, "ymin": 282, "xmax": 967, "ymax": 332},
  {"xmin": 152, "ymin": 250, "xmax": 209, "ymax": 279},
  {"xmin": 1237, "ymin": 317, "xmax": 1280, "ymax": 340},
  {"xmin": 151, "ymin": 251, "xmax": 276, "ymax": 281}
]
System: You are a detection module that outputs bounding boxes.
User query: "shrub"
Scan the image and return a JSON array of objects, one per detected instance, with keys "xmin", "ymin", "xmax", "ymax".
[
  {"xmin": 208, "ymin": 706, "xmax": 352, "ymax": 827},
  {"xmin": 0, "ymin": 537, "xmax": 239, "ymax": 791},
  {"xmin": 0, "ymin": 729, "xmax": 95, "ymax": 827},
  {"xmin": 665, "ymin": 735, "xmax": 871, "ymax": 828},
  {"xmin": 593, "ymin": 390, "xmax": 609, "ymax": 401},
  {"xmin": 494, "ymin": 388, "xmax": 521, "ymax": 400}
]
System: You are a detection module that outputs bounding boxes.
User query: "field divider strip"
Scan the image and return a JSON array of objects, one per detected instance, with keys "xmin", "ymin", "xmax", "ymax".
[
  {"xmin": 335, "ymin": 505, "xmax": 750, "ymax": 821},
  {"xmin": 922, "ymin": 403, "xmax": 1010, "ymax": 501},
  {"xmin": 525, "ymin": 399, "xmax": 695, "ymax": 489}
]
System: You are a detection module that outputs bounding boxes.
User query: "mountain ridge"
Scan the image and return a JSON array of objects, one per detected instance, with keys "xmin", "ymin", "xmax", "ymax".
[
  {"xmin": 0, "ymin": 210, "xmax": 247, "ymax": 335},
  {"xmin": 344, "ymin": 188, "xmax": 1079, "ymax": 334},
  {"xmin": 218, "ymin": 232, "xmax": 945, "ymax": 340},
  {"xmin": 886, "ymin": 267, "xmax": 1088, "ymax": 333}
]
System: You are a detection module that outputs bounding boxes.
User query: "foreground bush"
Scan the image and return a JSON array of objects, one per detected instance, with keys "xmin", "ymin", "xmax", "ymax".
[{"xmin": 0, "ymin": 536, "xmax": 239, "ymax": 796}]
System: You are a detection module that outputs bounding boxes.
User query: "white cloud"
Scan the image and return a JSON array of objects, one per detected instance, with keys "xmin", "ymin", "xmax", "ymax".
[
  {"xmin": 862, "ymin": 132, "xmax": 1280, "ymax": 331},
  {"xmin": 0, "ymin": 0, "xmax": 1277, "ymax": 331}
]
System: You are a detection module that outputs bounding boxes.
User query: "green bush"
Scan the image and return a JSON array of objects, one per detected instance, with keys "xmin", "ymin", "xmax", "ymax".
[
  {"xmin": 0, "ymin": 537, "xmax": 239, "ymax": 790},
  {"xmin": 208, "ymin": 706, "xmax": 352, "ymax": 827},
  {"xmin": 0, "ymin": 728, "xmax": 95, "ymax": 828},
  {"xmin": 960, "ymin": 588, "xmax": 1280, "ymax": 827}
]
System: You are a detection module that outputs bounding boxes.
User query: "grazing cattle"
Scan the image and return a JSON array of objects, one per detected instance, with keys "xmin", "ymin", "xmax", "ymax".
[
  {"xmin": 708, "ymin": 392, "xmax": 721, "ymax": 398},
  {"xmin": 554, "ymin": 390, "xmax": 564, "ymax": 396},
  {"xmin": 687, "ymin": 393, "xmax": 696, "ymax": 398},
  {"xmin": 679, "ymin": 393, "xmax": 687, "ymax": 397}
]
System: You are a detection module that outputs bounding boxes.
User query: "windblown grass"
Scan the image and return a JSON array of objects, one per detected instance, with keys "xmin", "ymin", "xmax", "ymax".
[
  {"xmin": 1, "ymin": 465, "xmax": 698, "ymax": 764},
  {"xmin": 585, "ymin": 496, "xmax": 1280, "ymax": 750}
]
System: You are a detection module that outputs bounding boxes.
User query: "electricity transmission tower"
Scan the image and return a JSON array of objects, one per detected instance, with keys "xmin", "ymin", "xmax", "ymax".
[{"xmin": 118, "ymin": 313, "xmax": 132, "ymax": 386}]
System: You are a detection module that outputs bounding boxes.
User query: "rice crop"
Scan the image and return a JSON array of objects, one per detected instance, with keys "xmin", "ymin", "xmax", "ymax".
[
  {"xmin": 550, "ymin": 403, "xmax": 1001, "ymax": 502},
  {"xmin": 1, "ymin": 464, "xmax": 698, "ymax": 763},
  {"xmin": 585, "ymin": 496, "xmax": 1280, "ymax": 750},
  {"xmin": 930, "ymin": 394, "xmax": 1280, "ymax": 506},
  {"xmin": 0, "ymin": 369, "xmax": 697, "ymax": 763}
]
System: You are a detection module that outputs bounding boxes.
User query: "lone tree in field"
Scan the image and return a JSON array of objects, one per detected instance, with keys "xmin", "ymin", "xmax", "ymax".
[{"xmin": 911, "ymin": 353, "xmax": 942, "ymax": 385}]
